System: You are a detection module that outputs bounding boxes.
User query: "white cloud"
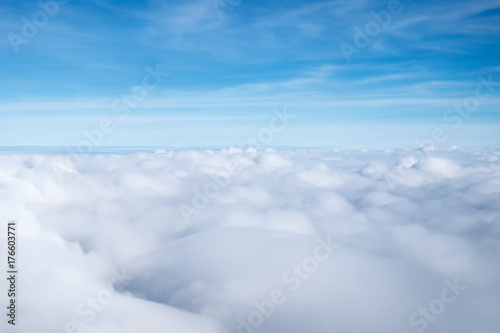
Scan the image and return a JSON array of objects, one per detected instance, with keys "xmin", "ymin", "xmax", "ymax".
[{"xmin": 0, "ymin": 148, "xmax": 499, "ymax": 332}]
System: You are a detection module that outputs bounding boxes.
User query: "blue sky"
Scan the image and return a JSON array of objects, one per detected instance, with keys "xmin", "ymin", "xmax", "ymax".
[{"xmin": 1, "ymin": 0, "xmax": 499, "ymax": 149}]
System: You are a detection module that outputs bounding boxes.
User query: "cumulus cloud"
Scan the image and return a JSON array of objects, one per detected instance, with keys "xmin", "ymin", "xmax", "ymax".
[{"xmin": 0, "ymin": 148, "xmax": 499, "ymax": 333}]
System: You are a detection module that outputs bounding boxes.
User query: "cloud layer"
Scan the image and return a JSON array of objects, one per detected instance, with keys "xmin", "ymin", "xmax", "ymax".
[{"xmin": 0, "ymin": 148, "xmax": 499, "ymax": 332}]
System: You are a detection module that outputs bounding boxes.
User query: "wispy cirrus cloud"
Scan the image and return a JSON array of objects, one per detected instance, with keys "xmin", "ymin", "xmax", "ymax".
[{"xmin": 1, "ymin": 0, "xmax": 499, "ymax": 147}]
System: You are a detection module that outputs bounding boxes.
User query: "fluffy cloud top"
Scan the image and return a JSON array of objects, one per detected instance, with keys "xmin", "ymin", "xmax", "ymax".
[{"xmin": 0, "ymin": 148, "xmax": 499, "ymax": 333}]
